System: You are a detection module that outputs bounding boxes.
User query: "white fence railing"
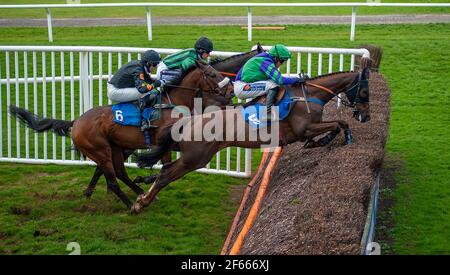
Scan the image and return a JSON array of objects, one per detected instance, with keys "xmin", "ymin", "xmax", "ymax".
[
  {"xmin": 0, "ymin": 45, "xmax": 369, "ymax": 178},
  {"xmin": 0, "ymin": 45, "xmax": 253, "ymax": 177},
  {"xmin": 1, "ymin": 2, "xmax": 449, "ymax": 42}
]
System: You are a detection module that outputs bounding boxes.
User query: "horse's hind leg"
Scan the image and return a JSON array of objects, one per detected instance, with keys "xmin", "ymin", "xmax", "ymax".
[
  {"xmin": 81, "ymin": 146, "xmax": 133, "ymax": 209},
  {"xmin": 111, "ymin": 146, "xmax": 144, "ymax": 196},
  {"xmin": 101, "ymin": 161, "xmax": 133, "ymax": 209},
  {"xmin": 84, "ymin": 166, "xmax": 103, "ymax": 198},
  {"xmin": 84, "ymin": 149, "xmax": 134, "ymax": 198}
]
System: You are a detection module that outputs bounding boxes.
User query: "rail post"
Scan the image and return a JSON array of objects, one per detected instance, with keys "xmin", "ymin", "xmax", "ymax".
[
  {"xmin": 79, "ymin": 52, "xmax": 90, "ymax": 113},
  {"xmin": 46, "ymin": 8, "xmax": 53, "ymax": 42},
  {"xmin": 247, "ymin": 6, "xmax": 252, "ymax": 42},
  {"xmin": 350, "ymin": 6, "xmax": 357, "ymax": 41},
  {"xmin": 244, "ymin": 148, "xmax": 252, "ymax": 177},
  {"xmin": 146, "ymin": 6, "xmax": 152, "ymax": 41}
]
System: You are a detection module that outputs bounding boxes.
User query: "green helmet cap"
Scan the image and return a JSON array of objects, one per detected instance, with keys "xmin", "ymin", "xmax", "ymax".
[{"xmin": 269, "ymin": 44, "xmax": 291, "ymax": 61}]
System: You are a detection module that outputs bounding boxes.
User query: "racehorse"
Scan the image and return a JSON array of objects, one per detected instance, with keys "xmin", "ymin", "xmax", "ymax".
[
  {"xmin": 81, "ymin": 44, "xmax": 265, "ymax": 196},
  {"xmin": 130, "ymin": 57, "xmax": 372, "ymax": 214},
  {"xmin": 9, "ymin": 61, "xmax": 234, "ymax": 209}
]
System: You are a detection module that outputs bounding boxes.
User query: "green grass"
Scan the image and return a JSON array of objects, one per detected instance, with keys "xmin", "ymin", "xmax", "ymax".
[
  {"xmin": 0, "ymin": 162, "xmax": 246, "ymax": 254},
  {"xmin": 0, "ymin": 23, "xmax": 449, "ymax": 254},
  {"xmin": 0, "ymin": 0, "xmax": 449, "ymax": 18}
]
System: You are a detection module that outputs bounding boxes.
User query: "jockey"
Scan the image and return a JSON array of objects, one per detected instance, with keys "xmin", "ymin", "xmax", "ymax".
[
  {"xmin": 234, "ymin": 44, "xmax": 305, "ymax": 120},
  {"xmin": 107, "ymin": 50, "xmax": 162, "ymax": 145},
  {"xmin": 156, "ymin": 36, "xmax": 213, "ymax": 86}
]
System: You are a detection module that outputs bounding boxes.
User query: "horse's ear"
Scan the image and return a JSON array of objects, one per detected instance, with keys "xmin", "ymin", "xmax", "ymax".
[
  {"xmin": 359, "ymin": 57, "xmax": 372, "ymax": 71},
  {"xmin": 195, "ymin": 59, "xmax": 205, "ymax": 68},
  {"xmin": 257, "ymin": 42, "xmax": 263, "ymax": 53}
]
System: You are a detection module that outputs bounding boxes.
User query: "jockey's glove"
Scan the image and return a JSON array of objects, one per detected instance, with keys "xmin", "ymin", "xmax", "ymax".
[
  {"xmin": 144, "ymin": 80, "xmax": 164, "ymax": 92},
  {"xmin": 153, "ymin": 79, "xmax": 162, "ymax": 88},
  {"xmin": 295, "ymin": 77, "xmax": 306, "ymax": 85}
]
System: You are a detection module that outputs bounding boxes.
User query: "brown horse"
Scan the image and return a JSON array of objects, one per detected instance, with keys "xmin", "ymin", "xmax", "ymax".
[
  {"xmin": 9, "ymin": 61, "xmax": 234, "ymax": 209},
  {"xmin": 130, "ymin": 58, "xmax": 371, "ymax": 214},
  {"xmin": 83, "ymin": 44, "xmax": 266, "ymax": 196}
]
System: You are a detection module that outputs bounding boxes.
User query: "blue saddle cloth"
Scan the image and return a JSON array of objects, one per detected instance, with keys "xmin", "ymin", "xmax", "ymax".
[
  {"xmin": 112, "ymin": 103, "xmax": 157, "ymax": 127},
  {"xmin": 240, "ymin": 91, "xmax": 292, "ymax": 129}
]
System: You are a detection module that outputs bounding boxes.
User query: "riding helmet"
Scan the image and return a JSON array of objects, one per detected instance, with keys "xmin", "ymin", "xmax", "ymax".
[
  {"xmin": 269, "ymin": 44, "xmax": 291, "ymax": 61},
  {"xmin": 194, "ymin": 37, "xmax": 214, "ymax": 53},
  {"xmin": 141, "ymin": 50, "xmax": 161, "ymax": 66}
]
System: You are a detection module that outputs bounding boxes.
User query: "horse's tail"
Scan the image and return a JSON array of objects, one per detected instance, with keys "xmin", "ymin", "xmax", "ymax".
[
  {"xmin": 135, "ymin": 123, "xmax": 177, "ymax": 169},
  {"xmin": 9, "ymin": 105, "xmax": 74, "ymax": 137}
]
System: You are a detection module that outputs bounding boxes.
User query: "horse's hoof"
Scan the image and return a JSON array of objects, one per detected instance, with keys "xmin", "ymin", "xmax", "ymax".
[
  {"xmin": 144, "ymin": 175, "xmax": 157, "ymax": 185},
  {"xmin": 133, "ymin": 176, "xmax": 143, "ymax": 184},
  {"xmin": 344, "ymin": 130, "xmax": 353, "ymax": 144},
  {"xmin": 83, "ymin": 189, "xmax": 93, "ymax": 198},
  {"xmin": 130, "ymin": 203, "xmax": 142, "ymax": 214},
  {"xmin": 136, "ymin": 194, "xmax": 145, "ymax": 204}
]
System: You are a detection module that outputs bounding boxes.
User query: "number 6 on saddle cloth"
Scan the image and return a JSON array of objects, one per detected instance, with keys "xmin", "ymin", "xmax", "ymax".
[{"xmin": 112, "ymin": 101, "xmax": 161, "ymax": 128}]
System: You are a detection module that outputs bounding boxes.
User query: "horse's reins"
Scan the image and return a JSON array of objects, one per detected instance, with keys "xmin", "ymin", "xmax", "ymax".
[
  {"xmin": 304, "ymin": 75, "xmax": 361, "ymax": 108},
  {"xmin": 218, "ymin": 71, "xmax": 237, "ymax": 77}
]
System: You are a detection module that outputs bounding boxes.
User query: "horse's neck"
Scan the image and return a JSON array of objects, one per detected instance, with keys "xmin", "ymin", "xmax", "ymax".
[
  {"xmin": 212, "ymin": 50, "xmax": 257, "ymax": 73},
  {"xmin": 309, "ymin": 72, "xmax": 357, "ymax": 103},
  {"xmin": 161, "ymin": 70, "xmax": 199, "ymax": 109}
]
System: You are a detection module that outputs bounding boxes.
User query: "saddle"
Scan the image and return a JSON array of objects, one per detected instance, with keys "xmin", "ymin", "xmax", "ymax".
[
  {"xmin": 242, "ymin": 87, "xmax": 287, "ymax": 108},
  {"xmin": 112, "ymin": 93, "xmax": 173, "ymax": 127},
  {"xmin": 240, "ymin": 88, "xmax": 292, "ymax": 129}
]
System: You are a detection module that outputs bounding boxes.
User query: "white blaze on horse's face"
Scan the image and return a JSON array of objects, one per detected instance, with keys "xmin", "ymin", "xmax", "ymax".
[{"xmin": 218, "ymin": 77, "xmax": 230, "ymax": 89}]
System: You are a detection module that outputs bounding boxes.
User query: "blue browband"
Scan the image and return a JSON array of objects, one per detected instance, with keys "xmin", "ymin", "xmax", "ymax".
[{"xmin": 307, "ymin": 97, "xmax": 326, "ymax": 106}]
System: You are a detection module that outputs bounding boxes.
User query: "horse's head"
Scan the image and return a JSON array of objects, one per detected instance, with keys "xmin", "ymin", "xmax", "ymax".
[
  {"xmin": 345, "ymin": 67, "xmax": 370, "ymax": 122},
  {"xmin": 194, "ymin": 60, "xmax": 234, "ymax": 107}
]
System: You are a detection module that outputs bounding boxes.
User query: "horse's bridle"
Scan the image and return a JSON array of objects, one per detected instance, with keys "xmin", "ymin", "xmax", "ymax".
[
  {"xmin": 198, "ymin": 65, "xmax": 232, "ymax": 98},
  {"xmin": 304, "ymin": 70, "xmax": 368, "ymax": 108},
  {"xmin": 164, "ymin": 65, "xmax": 231, "ymax": 99}
]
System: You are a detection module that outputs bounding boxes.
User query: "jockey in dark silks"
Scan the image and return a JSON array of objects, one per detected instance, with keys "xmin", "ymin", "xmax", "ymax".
[
  {"xmin": 107, "ymin": 50, "xmax": 162, "ymax": 146},
  {"xmin": 234, "ymin": 44, "xmax": 305, "ymax": 120},
  {"xmin": 156, "ymin": 37, "xmax": 213, "ymax": 86}
]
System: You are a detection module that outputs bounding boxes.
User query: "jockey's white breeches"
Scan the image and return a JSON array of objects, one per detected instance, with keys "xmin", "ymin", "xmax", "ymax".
[
  {"xmin": 233, "ymin": 80, "xmax": 279, "ymax": 100},
  {"xmin": 107, "ymin": 83, "xmax": 145, "ymax": 103},
  {"xmin": 156, "ymin": 62, "xmax": 183, "ymax": 83}
]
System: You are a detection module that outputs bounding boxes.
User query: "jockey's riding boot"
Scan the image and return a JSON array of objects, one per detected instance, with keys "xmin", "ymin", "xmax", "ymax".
[
  {"xmin": 141, "ymin": 119, "xmax": 153, "ymax": 149},
  {"xmin": 264, "ymin": 87, "xmax": 279, "ymax": 121},
  {"xmin": 142, "ymin": 130, "xmax": 152, "ymax": 149},
  {"xmin": 138, "ymin": 93, "xmax": 157, "ymax": 110},
  {"xmin": 138, "ymin": 92, "xmax": 158, "ymax": 130}
]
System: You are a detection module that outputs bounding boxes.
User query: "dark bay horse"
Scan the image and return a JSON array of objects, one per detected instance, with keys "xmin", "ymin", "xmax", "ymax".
[
  {"xmin": 9, "ymin": 61, "xmax": 234, "ymax": 209},
  {"xmin": 130, "ymin": 58, "xmax": 372, "ymax": 214}
]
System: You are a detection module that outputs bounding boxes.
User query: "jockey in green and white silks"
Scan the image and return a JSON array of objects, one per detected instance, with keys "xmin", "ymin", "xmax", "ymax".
[
  {"xmin": 234, "ymin": 44, "xmax": 304, "ymax": 118},
  {"xmin": 156, "ymin": 37, "xmax": 214, "ymax": 86}
]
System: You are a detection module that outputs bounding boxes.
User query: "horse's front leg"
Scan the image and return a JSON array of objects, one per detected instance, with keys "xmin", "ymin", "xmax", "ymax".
[
  {"xmin": 131, "ymin": 158, "xmax": 196, "ymax": 214},
  {"xmin": 325, "ymin": 120, "xmax": 353, "ymax": 144},
  {"xmin": 303, "ymin": 121, "xmax": 344, "ymax": 148},
  {"xmin": 133, "ymin": 150, "xmax": 172, "ymax": 185}
]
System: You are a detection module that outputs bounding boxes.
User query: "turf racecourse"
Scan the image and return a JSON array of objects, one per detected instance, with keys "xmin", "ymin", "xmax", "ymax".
[{"xmin": 0, "ymin": 23, "xmax": 449, "ymax": 254}]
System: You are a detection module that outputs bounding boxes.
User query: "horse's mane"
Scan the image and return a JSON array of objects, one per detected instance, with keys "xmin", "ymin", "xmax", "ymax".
[
  {"xmin": 307, "ymin": 70, "xmax": 355, "ymax": 81},
  {"xmin": 209, "ymin": 49, "xmax": 258, "ymax": 66}
]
